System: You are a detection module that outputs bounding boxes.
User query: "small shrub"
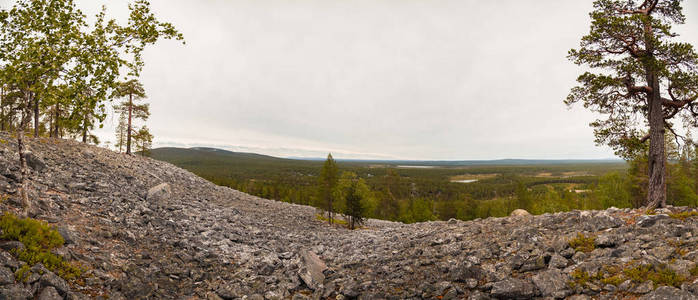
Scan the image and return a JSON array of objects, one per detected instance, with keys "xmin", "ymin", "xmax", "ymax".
[
  {"xmin": 669, "ymin": 211, "xmax": 698, "ymax": 221},
  {"xmin": 14, "ymin": 264, "xmax": 30, "ymax": 282},
  {"xmin": 623, "ymin": 264, "xmax": 685, "ymax": 287},
  {"xmin": 599, "ymin": 265, "xmax": 625, "ymax": 286},
  {"xmin": 569, "ymin": 233, "xmax": 596, "ymax": 253},
  {"xmin": 0, "ymin": 213, "xmax": 83, "ymax": 281},
  {"xmin": 601, "ymin": 273, "xmax": 625, "ymax": 286},
  {"xmin": 569, "ymin": 268, "xmax": 602, "ymax": 288}
]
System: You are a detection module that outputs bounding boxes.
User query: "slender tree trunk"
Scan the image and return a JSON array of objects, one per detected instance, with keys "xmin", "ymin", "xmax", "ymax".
[
  {"xmin": 81, "ymin": 112, "xmax": 87, "ymax": 143},
  {"xmin": 52, "ymin": 104, "xmax": 59, "ymax": 138},
  {"xmin": 33, "ymin": 95, "xmax": 39, "ymax": 138},
  {"xmin": 119, "ymin": 126, "xmax": 123, "ymax": 153},
  {"xmin": 18, "ymin": 91, "xmax": 32, "ymax": 217},
  {"xmin": 126, "ymin": 93, "xmax": 133, "ymax": 154},
  {"xmin": 647, "ymin": 73, "xmax": 666, "ymax": 209},
  {"xmin": 0, "ymin": 85, "xmax": 4, "ymax": 132}
]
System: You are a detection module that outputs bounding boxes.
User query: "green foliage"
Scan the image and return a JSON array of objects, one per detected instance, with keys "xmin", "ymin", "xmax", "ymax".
[
  {"xmin": 515, "ymin": 181, "xmax": 532, "ymax": 211},
  {"xmin": 14, "ymin": 264, "xmax": 30, "ymax": 283},
  {"xmin": 0, "ymin": 213, "xmax": 83, "ymax": 281},
  {"xmin": 0, "ymin": 0, "xmax": 183, "ymax": 142},
  {"xmin": 601, "ymin": 273, "xmax": 625, "ymax": 286},
  {"xmin": 133, "ymin": 125, "xmax": 153, "ymax": 156},
  {"xmin": 336, "ymin": 172, "xmax": 373, "ymax": 229},
  {"xmin": 317, "ymin": 154, "xmax": 339, "ymax": 224},
  {"xmin": 569, "ymin": 233, "xmax": 596, "ymax": 253},
  {"xmin": 152, "ymin": 146, "xmax": 645, "ymax": 223},
  {"xmin": 669, "ymin": 210, "xmax": 698, "ymax": 220},
  {"xmin": 567, "ymin": 0, "xmax": 698, "ymax": 159},
  {"xmin": 623, "ymin": 264, "xmax": 685, "ymax": 287},
  {"xmin": 569, "ymin": 269, "xmax": 603, "ymax": 289},
  {"xmin": 594, "ymin": 172, "xmax": 632, "ymax": 208},
  {"xmin": 315, "ymin": 213, "xmax": 347, "ymax": 226}
]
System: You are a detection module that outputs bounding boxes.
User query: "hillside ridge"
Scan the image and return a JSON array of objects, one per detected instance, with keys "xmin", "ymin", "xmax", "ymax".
[{"xmin": 0, "ymin": 135, "xmax": 694, "ymax": 299}]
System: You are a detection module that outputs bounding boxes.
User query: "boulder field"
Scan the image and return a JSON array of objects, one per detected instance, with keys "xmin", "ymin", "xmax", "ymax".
[{"xmin": 0, "ymin": 134, "xmax": 694, "ymax": 299}]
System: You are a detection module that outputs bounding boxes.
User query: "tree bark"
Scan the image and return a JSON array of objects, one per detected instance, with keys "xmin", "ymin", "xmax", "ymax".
[
  {"xmin": 18, "ymin": 91, "xmax": 32, "ymax": 217},
  {"xmin": 52, "ymin": 104, "xmax": 60, "ymax": 138},
  {"xmin": 33, "ymin": 95, "xmax": 39, "ymax": 138},
  {"xmin": 0, "ymin": 85, "xmax": 4, "ymax": 132},
  {"xmin": 126, "ymin": 93, "xmax": 133, "ymax": 154},
  {"xmin": 646, "ymin": 72, "xmax": 666, "ymax": 209}
]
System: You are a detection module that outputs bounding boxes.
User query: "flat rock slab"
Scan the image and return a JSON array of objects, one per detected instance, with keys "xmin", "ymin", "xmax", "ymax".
[{"xmin": 298, "ymin": 250, "xmax": 327, "ymax": 290}]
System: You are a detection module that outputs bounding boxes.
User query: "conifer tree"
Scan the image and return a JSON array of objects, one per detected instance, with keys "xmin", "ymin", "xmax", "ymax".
[
  {"xmin": 567, "ymin": 0, "xmax": 698, "ymax": 209},
  {"xmin": 336, "ymin": 171, "xmax": 372, "ymax": 229},
  {"xmin": 114, "ymin": 79, "xmax": 149, "ymax": 155},
  {"xmin": 318, "ymin": 153, "xmax": 339, "ymax": 224},
  {"xmin": 115, "ymin": 108, "xmax": 128, "ymax": 153},
  {"xmin": 132, "ymin": 125, "xmax": 153, "ymax": 156}
]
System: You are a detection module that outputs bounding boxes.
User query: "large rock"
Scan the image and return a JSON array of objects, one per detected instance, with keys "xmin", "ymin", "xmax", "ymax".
[
  {"xmin": 298, "ymin": 250, "xmax": 327, "ymax": 291},
  {"xmin": 146, "ymin": 183, "xmax": 172, "ymax": 205},
  {"xmin": 57, "ymin": 226, "xmax": 77, "ymax": 245},
  {"xmin": 0, "ymin": 284, "xmax": 32, "ymax": 300},
  {"xmin": 37, "ymin": 287, "xmax": 62, "ymax": 300},
  {"xmin": 450, "ymin": 261, "xmax": 484, "ymax": 282},
  {"xmin": 639, "ymin": 286, "xmax": 694, "ymax": 300},
  {"xmin": 39, "ymin": 272, "xmax": 70, "ymax": 295},
  {"xmin": 636, "ymin": 214, "xmax": 669, "ymax": 227},
  {"xmin": 24, "ymin": 151, "xmax": 46, "ymax": 172},
  {"xmin": 0, "ymin": 267, "xmax": 13, "ymax": 285},
  {"xmin": 532, "ymin": 269, "xmax": 568, "ymax": 298},
  {"xmin": 490, "ymin": 278, "xmax": 537, "ymax": 299},
  {"xmin": 510, "ymin": 209, "xmax": 531, "ymax": 217}
]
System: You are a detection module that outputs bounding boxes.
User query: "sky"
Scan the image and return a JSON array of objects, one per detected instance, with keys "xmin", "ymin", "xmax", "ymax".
[{"xmin": 57, "ymin": 1, "xmax": 698, "ymax": 159}]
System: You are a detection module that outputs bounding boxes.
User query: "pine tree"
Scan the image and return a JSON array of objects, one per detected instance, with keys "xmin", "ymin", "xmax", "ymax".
[
  {"xmin": 318, "ymin": 153, "xmax": 339, "ymax": 225},
  {"xmin": 115, "ymin": 108, "xmax": 128, "ymax": 153},
  {"xmin": 337, "ymin": 172, "xmax": 372, "ymax": 229},
  {"xmin": 132, "ymin": 126, "xmax": 153, "ymax": 156},
  {"xmin": 113, "ymin": 79, "xmax": 149, "ymax": 155},
  {"xmin": 567, "ymin": 0, "xmax": 698, "ymax": 209}
]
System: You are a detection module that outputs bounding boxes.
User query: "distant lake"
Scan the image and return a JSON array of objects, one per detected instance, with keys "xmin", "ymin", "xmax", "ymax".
[
  {"xmin": 397, "ymin": 165, "xmax": 437, "ymax": 169},
  {"xmin": 452, "ymin": 179, "xmax": 478, "ymax": 183}
]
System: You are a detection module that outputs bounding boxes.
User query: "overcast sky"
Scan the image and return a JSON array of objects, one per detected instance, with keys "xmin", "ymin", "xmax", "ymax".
[{"xmin": 68, "ymin": 1, "xmax": 698, "ymax": 159}]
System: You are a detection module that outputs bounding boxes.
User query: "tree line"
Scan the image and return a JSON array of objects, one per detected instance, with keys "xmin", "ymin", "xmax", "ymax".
[{"xmin": 0, "ymin": 0, "xmax": 183, "ymax": 215}]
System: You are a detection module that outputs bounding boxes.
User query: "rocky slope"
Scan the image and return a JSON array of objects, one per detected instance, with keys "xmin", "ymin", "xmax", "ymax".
[{"xmin": 0, "ymin": 134, "xmax": 696, "ymax": 299}]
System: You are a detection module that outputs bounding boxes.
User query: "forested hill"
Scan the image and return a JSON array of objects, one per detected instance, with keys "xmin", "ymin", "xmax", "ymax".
[
  {"xmin": 0, "ymin": 135, "xmax": 696, "ymax": 298},
  {"xmin": 152, "ymin": 146, "xmax": 622, "ymax": 166}
]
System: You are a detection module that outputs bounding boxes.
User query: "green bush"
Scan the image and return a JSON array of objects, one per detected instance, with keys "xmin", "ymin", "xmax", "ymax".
[
  {"xmin": 623, "ymin": 264, "xmax": 685, "ymax": 287},
  {"xmin": 0, "ymin": 213, "xmax": 83, "ymax": 281},
  {"xmin": 569, "ymin": 233, "xmax": 596, "ymax": 253},
  {"xmin": 669, "ymin": 211, "xmax": 698, "ymax": 221}
]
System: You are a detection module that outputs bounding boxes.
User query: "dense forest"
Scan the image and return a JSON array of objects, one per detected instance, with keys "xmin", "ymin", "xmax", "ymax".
[{"xmin": 151, "ymin": 140, "xmax": 698, "ymax": 224}]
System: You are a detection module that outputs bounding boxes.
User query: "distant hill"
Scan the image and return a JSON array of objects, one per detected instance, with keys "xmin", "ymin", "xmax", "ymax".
[
  {"xmin": 151, "ymin": 147, "xmax": 286, "ymax": 163},
  {"xmin": 155, "ymin": 146, "xmax": 623, "ymax": 167}
]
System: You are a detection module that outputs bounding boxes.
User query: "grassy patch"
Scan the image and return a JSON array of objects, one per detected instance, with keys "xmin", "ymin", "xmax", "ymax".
[
  {"xmin": 0, "ymin": 213, "xmax": 84, "ymax": 281},
  {"xmin": 569, "ymin": 233, "xmax": 596, "ymax": 253},
  {"xmin": 669, "ymin": 211, "xmax": 698, "ymax": 221},
  {"xmin": 315, "ymin": 213, "xmax": 348, "ymax": 226}
]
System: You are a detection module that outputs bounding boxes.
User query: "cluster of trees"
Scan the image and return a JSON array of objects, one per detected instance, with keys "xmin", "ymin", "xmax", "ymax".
[
  {"xmin": 316, "ymin": 154, "xmax": 373, "ymax": 229},
  {"xmin": 0, "ymin": 0, "xmax": 183, "ymax": 214},
  {"xmin": 114, "ymin": 80, "xmax": 152, "ymax": 155}
]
